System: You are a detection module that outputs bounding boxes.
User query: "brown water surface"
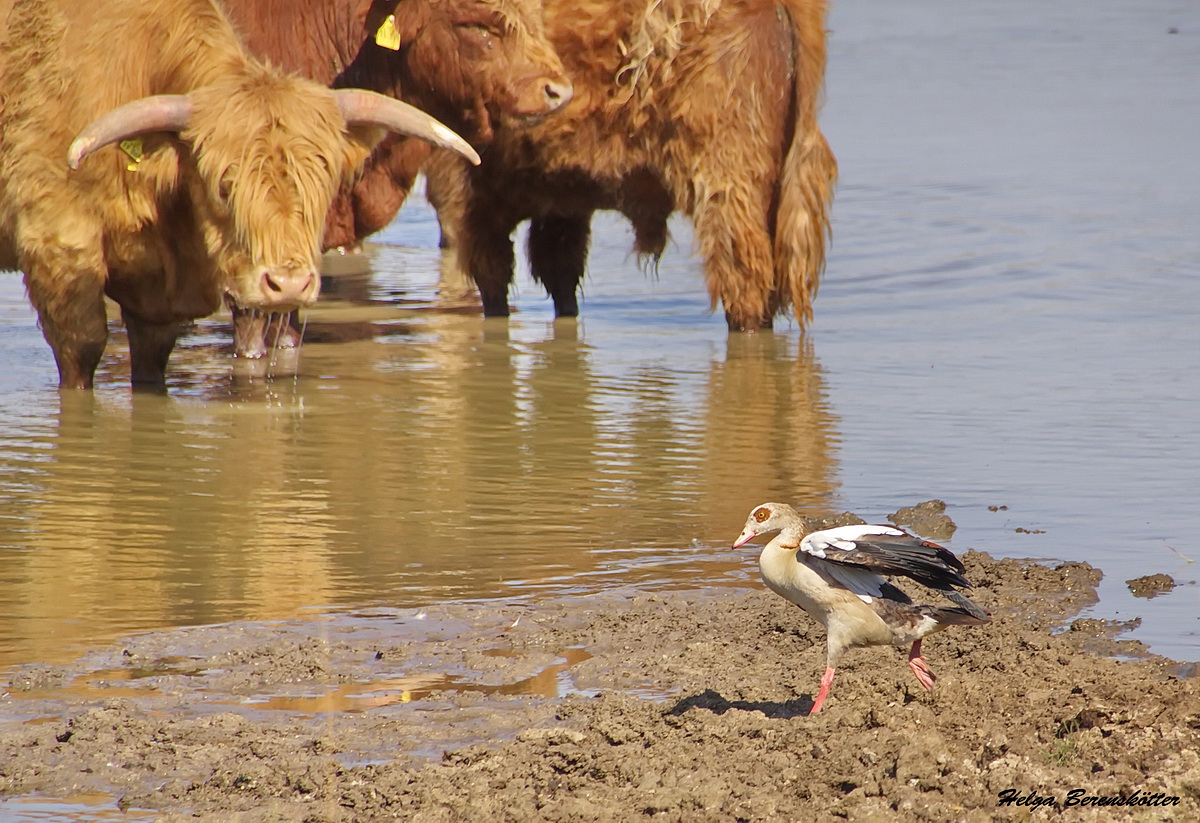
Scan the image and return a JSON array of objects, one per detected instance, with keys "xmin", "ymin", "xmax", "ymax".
[{"xmin": 0, "ymin": 264, "xmax": 836, "ymax": 672}]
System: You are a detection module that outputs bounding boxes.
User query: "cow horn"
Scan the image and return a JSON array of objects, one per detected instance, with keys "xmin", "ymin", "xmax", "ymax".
[
  {"xmin": 335, "ymin": 89, "xmax": 481, "ymax": 166},
  {"xmin": 67, "ymin": 95, "xmax": 194, "ymax": 170}
]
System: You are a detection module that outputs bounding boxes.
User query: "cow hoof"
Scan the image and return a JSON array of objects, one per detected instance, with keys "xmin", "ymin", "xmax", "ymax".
[{"xmin": 481, "ymin": 298, "xmax": 512, "ymax": 317}]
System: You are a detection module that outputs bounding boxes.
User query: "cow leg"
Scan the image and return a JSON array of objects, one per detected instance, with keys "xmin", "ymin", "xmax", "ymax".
[
  {"xmin": 425, "ymin": 152, "xmax": 495, "ymax": 305},
  {"xmin": 692, "ymin": 192, "xmax": 778, "ymax": 332},
  {"xmin": 424, "ymin": 150, "xmax": 468, "ymax": 252},
  {"xmin": 425, "ymin": 154, "xmax": 519, "ymax": 316},
  {"xmin": 673, "ymin": 27, "xmax": 795, "ymax": 333},
  {"xmin": 45, "ymin": 321, "xmax": 107, "ymax": 391},
  {"xmin": 725, "ymin": 306, "xmax": 775, "ymax": 332},
  {"xmin": 124, "ymin": 312, "xmax": 182, "ymax": 388},
  {"xmin": 461, "ymin": 210, "xmax": 519, "ymax": 317},
  {"xmin": 528, "ymin": 213, "xmax": 591, "ymax": 318},
  {"xmin": 475, "ymin": 244, "xmax": 516, "ymax": 316},
  {"xmin": 22, "ymin": 262, "xmax": 108, "ymax": 390}
]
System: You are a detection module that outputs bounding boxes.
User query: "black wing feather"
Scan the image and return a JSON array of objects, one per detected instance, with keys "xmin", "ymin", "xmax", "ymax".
[
  {"xmin": 816, "ymin": 532, "xmax": 973, "ymax": 591},
  {"xmin": 934, "ymin": 587, "xmax": 990, "ymax": 621}
]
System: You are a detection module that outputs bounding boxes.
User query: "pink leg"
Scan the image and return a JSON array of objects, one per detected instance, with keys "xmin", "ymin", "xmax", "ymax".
[
  {"xmin": 810, "ymin": 666, "xmax": 836, "ymax": 714},
  {"xmin": 908, "ymin": 640, "xmax": 937, "ymax": 692}
]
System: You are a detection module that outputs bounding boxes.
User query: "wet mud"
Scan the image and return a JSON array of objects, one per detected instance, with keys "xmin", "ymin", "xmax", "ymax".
[
  {"xmin": 2, "ymin": 506, "xmax": 1198, "ymax": 822},
  {"xmin": 1127, "ymin": 574, "xmax": 1178, "ymax": 600}
]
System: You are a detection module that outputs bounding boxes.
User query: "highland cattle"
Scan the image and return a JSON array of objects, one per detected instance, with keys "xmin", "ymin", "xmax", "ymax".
[
  {"xmin": 0, "ymin": 0, "xmax": 477, "ymax": 387},
  {"xmin": 425, "ymin": 0, "xmax": 837, "ymax": 330}
]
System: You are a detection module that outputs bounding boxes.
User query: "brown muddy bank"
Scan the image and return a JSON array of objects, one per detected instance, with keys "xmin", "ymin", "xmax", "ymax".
[{"xmin": 1, "ymin": 534, "xmax": 1198, "ymax": 821}]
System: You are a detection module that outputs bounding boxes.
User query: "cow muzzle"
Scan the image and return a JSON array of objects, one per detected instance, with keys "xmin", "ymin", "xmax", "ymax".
[{"xmin": 254, "ymin": 263, "xmax": 320, "ymax": 309}]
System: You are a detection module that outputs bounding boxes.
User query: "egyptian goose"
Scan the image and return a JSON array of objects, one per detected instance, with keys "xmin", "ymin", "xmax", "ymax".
[{"xmin": 733, "ymin": 502, "xmax": 989, "ymax": 714}]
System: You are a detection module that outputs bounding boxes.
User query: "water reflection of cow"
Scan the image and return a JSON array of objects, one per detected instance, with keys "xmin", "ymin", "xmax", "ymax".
[
  {"xmin": 0, "ymin": 0, "xmax": 483, "ymax": 390},
  {"xmin": 6, "ymin": 327, "xmax": 838, "ymax": 653},
  {"xmin": 340, "ymin": 0, "xmax": 839, "ymax": 332}
]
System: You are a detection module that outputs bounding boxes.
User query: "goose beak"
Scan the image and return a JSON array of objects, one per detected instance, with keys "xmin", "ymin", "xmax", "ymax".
[{"xmin": 732, "ymin": 527, "xmax": 757, "ymax": 549}]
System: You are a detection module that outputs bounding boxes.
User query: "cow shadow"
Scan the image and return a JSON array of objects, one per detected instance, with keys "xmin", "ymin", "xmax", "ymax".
[{"xmin": 666, "ymin": 688, "xmax": 814, "ymax": 719}]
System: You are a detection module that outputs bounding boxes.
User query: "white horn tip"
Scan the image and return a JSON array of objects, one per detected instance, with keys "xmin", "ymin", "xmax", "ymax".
[
  {"xmin": 66, "ymin": 139, "xmax": 90, "ymax": 170},
  {"xmin": 436, "ymin": 124, "xmax": 481, "ymax": 166}
]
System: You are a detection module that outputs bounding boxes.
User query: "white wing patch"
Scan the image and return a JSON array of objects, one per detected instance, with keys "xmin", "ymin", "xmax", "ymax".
[{"xmin": 800, "ymin": 524, "xmax": 904, "ymax": 559}]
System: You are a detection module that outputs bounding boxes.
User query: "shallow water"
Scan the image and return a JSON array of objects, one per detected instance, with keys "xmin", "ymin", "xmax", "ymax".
[
  {"xmin": 0, "ymin": 0, "xmax": 1197, "ymax": 682},
  {"xmin": 0, "ymin": 794, "xmax": 157, "ymax": 822}
]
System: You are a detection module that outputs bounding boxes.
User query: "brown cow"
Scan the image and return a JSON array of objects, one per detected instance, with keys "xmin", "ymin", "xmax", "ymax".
[
  {"xmin": 425, "ymin": 0, "xmax": 838, "ymax": 331},
  {"xmin": 324, "ymin": 0, "xmax": 573, "ymax": 248},
  {"xmin": 0, "ymin": 0, "xmax": 478, "ymax": 388},
  {"xmin": 219, "ymin": 0, "xmax": 572, "ymax": 355}
]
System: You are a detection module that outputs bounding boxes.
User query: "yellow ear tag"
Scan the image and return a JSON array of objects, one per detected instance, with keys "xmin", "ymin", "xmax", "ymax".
[
  {"xmin": 375, "ymin": 14, "xmax": 401, "ymax": 50},
  {"xmin": 119, "ymin": 137, "xmax": 144, "ymax": 172}
]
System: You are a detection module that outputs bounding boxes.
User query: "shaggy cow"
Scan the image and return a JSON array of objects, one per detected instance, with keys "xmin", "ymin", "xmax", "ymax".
[
  {"xmin": 0, "ymin": 0, "xmax": 477, "ymax": 388},
  {"xmin": 425, "ymin": 0, "xmax": 838, "ymax": 331},
  {"xmin": 220, "ymin": 0, "xmax": 572, "ymax": 355}
]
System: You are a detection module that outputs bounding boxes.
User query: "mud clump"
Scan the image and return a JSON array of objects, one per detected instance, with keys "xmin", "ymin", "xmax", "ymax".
[
  {"xmin": 888, "ymin": 499, "xmax": 957, "ymax": 541},
  {"xmin": 1127, "ymin": 573, "xmax": 1177, "ymax": 598},
  {"xmin": 4, "ymin": 664, "xmax": 68, "ymax": 692}
]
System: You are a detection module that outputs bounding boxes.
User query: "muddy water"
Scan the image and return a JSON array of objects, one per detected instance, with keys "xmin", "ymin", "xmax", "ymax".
[
  {"xmin": 0, "ymin": 242, "xmax": 836, "ymax": 673},
  {"xmin": 0, "ymin": 0, "xmax": 1197, "ymax": 685}
]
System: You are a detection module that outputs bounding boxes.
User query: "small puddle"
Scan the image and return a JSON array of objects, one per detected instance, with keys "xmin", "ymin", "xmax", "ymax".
[
  {"xmin": 0, "ymin": 792, "xmax": 159, "ymax": 821},
  {"xmin": 4, "ymin": 657, "xmax": 206, "ymax": 707},
  {"xmin": 239, "ymin": 647, "xmax": 594, "ymax": 713},
  {"xmin": 5, "ymin": 647, "xmax": 598, "ymax": 721}
]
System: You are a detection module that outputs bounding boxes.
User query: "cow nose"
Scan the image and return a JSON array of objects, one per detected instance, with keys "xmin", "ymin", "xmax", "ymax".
[
  {"xmin": 543, "ymin": 79, "xmax": 573, "ymax": 112},
  {"xmin": 258, "ymin": 265, "xmax": 318, "ymax": 308},
  {"xmin": 514, "ymin": 75, "xmax": 574, "ymax": 117}
]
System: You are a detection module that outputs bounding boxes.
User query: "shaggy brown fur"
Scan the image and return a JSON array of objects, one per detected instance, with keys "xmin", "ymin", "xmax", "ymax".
[
  {"xmin": 222, "ymin": 0, "xmax": 572, "ymax": 251},
  {"xmin": 424, "ymin": 0, "xmax": 838, "ymax": 330},
  {"xmin": 324, "ymin": 0, "xmax": 572, "ymax": 250},
  {"xmin": 0, "ymin": 0, "xmax": 448, "ymax": 387},
  {"xmin": 223, "ymin": 0, "xmax": 383, "ymax": 87}
]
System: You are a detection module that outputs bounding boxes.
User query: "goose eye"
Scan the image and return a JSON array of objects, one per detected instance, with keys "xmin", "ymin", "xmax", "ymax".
[{"xmin": 754, "ymin": 507, "xmax": 770, "ymax": 523}]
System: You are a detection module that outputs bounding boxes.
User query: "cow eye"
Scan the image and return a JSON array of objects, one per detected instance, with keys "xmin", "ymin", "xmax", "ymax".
[
  {"xmin": 217, "ymin": 178, "xmax": 233, "ymax": 203},
  {"xmin": 458, "ymin": 22, "xmax": 498, "ymax": 45}
]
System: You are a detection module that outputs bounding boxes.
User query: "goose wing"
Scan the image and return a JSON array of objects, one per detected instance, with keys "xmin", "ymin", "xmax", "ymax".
[{"xmin": 800, "ymin": 524, "xmax": 972, "ymax": 590}]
